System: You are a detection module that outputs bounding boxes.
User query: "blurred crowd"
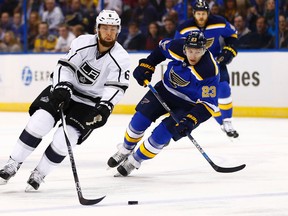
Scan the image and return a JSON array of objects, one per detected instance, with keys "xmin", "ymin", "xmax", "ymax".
[{"xmin": 0, "ymin": 0, "xmax": 288, "ymax": 53}]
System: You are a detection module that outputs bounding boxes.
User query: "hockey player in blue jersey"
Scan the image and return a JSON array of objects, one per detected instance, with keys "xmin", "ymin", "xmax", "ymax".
[
  {"xmin": 174, "ymin": 0, "xmax": 239, "ymax": 138},
  {"xmin": 108, "ymin": 31, "xmax": 220, "ymax": 176}
]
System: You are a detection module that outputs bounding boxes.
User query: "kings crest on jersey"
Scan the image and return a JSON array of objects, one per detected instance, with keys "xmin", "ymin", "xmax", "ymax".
[
  {"xmin": 158, "ymin": 38, "xmax": 220, "ymax": 116},
  {"xmin": 174, "ymin": 15, "xmax": 237, "ymax": 56},
  {"xmin": 53, "ymin": 34, "xmax": 130, "ymax": 106}
]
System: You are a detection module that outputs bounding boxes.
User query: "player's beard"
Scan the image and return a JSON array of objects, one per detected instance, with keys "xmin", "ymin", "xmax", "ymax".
[
  {"xmin": 196, "ymin": 18, "xmax": 206, "ymax": 27},
  {"xmin": 98, "ymin": 32, "xmax": 116, "ymax": 47}
]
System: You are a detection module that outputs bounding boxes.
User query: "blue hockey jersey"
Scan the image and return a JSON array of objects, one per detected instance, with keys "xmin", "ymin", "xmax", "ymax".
[
  {"xmin": 148, "ymin": 38, "xmax": 220, "ymax": 117},
  {"xmin": 174, "ymin": 15, "xmax": 237, "ymax": 57}
]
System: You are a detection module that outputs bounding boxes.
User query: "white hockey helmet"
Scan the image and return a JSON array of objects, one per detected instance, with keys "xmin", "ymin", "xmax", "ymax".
[{"xmin": 96, "ymin": 10, "xmax": 121, "ymax": 34}]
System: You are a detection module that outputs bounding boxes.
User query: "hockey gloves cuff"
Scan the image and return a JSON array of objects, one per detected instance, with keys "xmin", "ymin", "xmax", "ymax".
[
  {"xmin": 216, "ymin": 46, "xmax": 237, "ymax": 66},
  {"xmin": 175, "ymin": 114, "xmax": 198, "ymax": 138},
  {"xmin": 133, "ymin": 58, "xmax": 155, "ymax": 86},
  {"xmin": 50, "ymin": 82, "xmax": 73, "ymax": 111},
  {"xmin": 85, "ymin": 101, "xmax": 113, "ymax": 129}
]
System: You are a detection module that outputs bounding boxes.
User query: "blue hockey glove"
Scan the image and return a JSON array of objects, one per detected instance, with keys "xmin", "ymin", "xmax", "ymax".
[
  {"xmin": 133, "ymin": 58, "xmax": 155, "ymax": 86},
  {"xmin": 50, "ymin": 82, "xmax": 73, "ymax": 111},
  {"xmin": 175, "ymin": 114, "xmax": 198, "ymax": 137},
  {"xmin": 216, "ymin": 46, "xmax": 237, "ymax": 66},
  {"xmin": 85, "ymin": 102, "xmax": 112, "ymax": 129}
]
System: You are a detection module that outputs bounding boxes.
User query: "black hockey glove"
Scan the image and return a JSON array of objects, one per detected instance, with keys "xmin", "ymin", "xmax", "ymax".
[
  {"xmin": 85, "ymin": 102, "xmax": 112, "ymax": 129},
  {"xmin": 50, "ymin": 82, "xmax": 73, "ymax": 111},
  {"xmin": 175, "ymin": 114, "xmax": 198, "ymax": 138},
  {"xmin": 133, "ymin": 58, "xmax": 155, "ymax": 86},
  {"xmin": 216, "ymin": 46, "xmax": 237, "ymax": 66}
]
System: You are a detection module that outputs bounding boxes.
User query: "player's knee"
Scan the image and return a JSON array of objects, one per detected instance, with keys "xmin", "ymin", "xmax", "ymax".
[
  {"xmin": 52, "ymin": 125, "xmax": 80, "ymax": 156},
  {"xmin": 26, "ymin": 109, "xmax": 55, "ymax": 137}
]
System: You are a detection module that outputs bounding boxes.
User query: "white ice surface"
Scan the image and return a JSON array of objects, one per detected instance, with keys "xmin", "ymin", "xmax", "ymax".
[{"xmin": 0, "ymin": 112, "xmax": 287, "ymax": 216}]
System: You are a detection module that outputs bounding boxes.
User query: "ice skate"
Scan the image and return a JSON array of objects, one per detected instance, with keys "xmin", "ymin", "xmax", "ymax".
[
  {"xmin": 221, "ymin": 119, "xmax": 239, "ymax": 138},
  {"xmin": 116, "ymin": 155, "xmax": 141, "ymax": 177},
  {"xmin": 0, "ymin": 158, "xmax": 21, "ymax": 185},
  {"xmin": 107, "ymin": 143, "xmax": 133, "ymax": 168},
  {"xmin": 25, "ymin": 169, "xmax": 45, "ymax": 191}
]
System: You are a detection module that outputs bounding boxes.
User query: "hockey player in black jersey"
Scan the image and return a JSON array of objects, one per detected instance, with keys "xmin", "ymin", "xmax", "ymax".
[
  {"xmin": 0, "ymin": 10, "xmax": 130, "ymax": 190},
  {"xmin": 174, "ymin": 0, "xmax": 239, "ymax": 138},
  {"xmin": 108, "ymin": 31, "xmax": 220, "ymax": 176}
]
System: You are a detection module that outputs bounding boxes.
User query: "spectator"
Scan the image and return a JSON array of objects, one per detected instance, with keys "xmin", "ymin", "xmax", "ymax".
[
  {"xmin": 0, "ymin": 26, "xmax": 4, "ymax": 41},
  {"xmin": 65, "ymin": 0, "xmax": 89, "ymax": 32},
  {"xmin": 210, "ymin": 3, "xmax": 221, "ymax": 15},
  {"xmin": 161, "ymin": 0, "xmax": 180, "ymax": 24},
  {"xmin": 234, "ymin": 15, "xmax": 251, "ymax": 39},
  {"xmin": 247, "ymin": 0, "xmax": 265, "ymax": 31},
  {"xmin": 28, "ymin": 11, "xmax": 41, "ymax": 50},
  {"xmin": 264, "ymin": 0, "xmax": 275, "ymax": 36},
  {"xmin": 236, "ymin": 0, "xmax": 252, "ymax": 18},
  {"xmin": 96, "ymin": 0, "xmax": 123, "ymax": 16},
  {"xmin": 162, "ymin": 17, "xmax": 176, "ymax": 39},
  {"xmin": 33, "ymin": 22, "xmax": 57, "ymax": 52},
  {"xmin": 215, "ymin": 0, "xmax": 225, "ymax": 7},
  {"xmin": 85, "ymin": 7, "xmax": 97, "ymax": 34},
  {"xmin": 53, "ymin": 24, "xmax": 76, "ymax": 52},
  {"xmin": 121, "ymin": 0, "xmax": 138, "ymax": 27},
  {"xmin": 173, "ymin": 0, "xmax": 187, "ymax": 24},
  {"xmin": 0, "ymin": 30, "xmax": 22, "ymax": 52},
  {"xmin": 0, "ymin": 12, "xmax": 12, "ymax": 32},
  {"xmin": 280, "ymin": 1, "xmax": 288, "ymax": 18},
  {"xmin": 131, "ymin": 0, "xmax": 158, "ymax": 35},
  {"xmin": 223, "ymin": 0, "xmax": 238, "ymax": 24},
  {"xmin": 71, "ymin": 24, "xmax": 85, "ymax": 37},
  {"xmin": 14, "ymin": 0, "xmax": 42, "ymax": 20},
  {"xmin": 187, "ymin": 4, "xmax": 194, "ymax": 19},
  {"xmin": 80, "ymin": 0, "xmax": 97, "ymax": 11},
  {"xmin": 238, "ymin": 16, "xmax": 273, "ymax": 49},
  {"xmin": 206, "ymin": 0, "xmax": 217, "ymax": 8},
  {"xmin": 150, "ymin": 0, "xmax": 166, "ymax": 20},
  {"xmin": 121, "ymin": 21, "xmax": 146, "ymax": 51},
  {"xmin": 42, "ymin": 0, "xmax": 64, "ymax": 35},
  {"xmin": 278, "ymin": 14, "xmax": 288, "ymax": 48},
  {"xmin": 11, "ymin": 12, "xmax": 24, "ymax": 44},
  {"xmin": 145, "ymin": 22, "xmax": 163, "ymax": 50},
  {"xmin": 0, "ymin": 0, "xmax": 18, "ymax": 16}
]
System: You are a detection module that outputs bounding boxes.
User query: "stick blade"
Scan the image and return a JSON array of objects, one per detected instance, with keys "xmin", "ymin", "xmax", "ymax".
[
  {"xmin": 213, "ymin": 164, "xmax": 246, "ymax": 173},
  {"xmin": 79, "ymin": 195, "xmax": 106, "ymax": 205}
]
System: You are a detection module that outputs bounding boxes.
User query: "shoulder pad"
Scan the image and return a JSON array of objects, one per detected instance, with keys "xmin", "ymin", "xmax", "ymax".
[{"xmin": 159, "ymin": 38, "xmax": 171, "ymax": 51}]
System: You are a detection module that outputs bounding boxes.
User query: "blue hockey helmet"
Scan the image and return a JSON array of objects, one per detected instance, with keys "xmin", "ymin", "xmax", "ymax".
[
  {"xmin": 192, "ymin": 0, "xmax": 209, "ymax": 12},
  {"xmin": 185, "ymin": 31, "xmax": 207, "ymax": 49}
]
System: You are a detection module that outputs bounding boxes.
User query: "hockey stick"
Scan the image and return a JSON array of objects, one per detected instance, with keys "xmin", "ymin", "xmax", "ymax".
[
  {"xmin": 60, "ymin": 106, "xmax": 105, "ymax": 205},
  {"xmin": 144, "ymin": 80, "xmax": 246, "ymax": 173}
]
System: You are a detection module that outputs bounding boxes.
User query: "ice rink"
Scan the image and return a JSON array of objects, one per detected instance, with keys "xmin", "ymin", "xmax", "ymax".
[{"xmin": 0, "ymin": 112, "xmax": 287, "ymax": 216}]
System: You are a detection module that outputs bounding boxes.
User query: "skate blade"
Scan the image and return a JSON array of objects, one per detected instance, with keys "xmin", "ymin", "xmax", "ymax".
[
  {"xmin": 0, "ymin": 179, "xmax": 8, "ymax": 185},
  {"xmin": 226, "ymin": 135, "xmax": 240, "ymax": 143},
  {"xmin": 114, "ymin": 172, "xmax": 124, "ymax": 177},
  {"xmin": 25, "ymin": 184, "xmax": 37, "ymax": 192}
]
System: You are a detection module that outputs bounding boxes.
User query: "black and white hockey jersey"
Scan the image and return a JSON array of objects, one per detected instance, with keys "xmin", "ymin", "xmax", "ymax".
[{"xmin": 53, "ymin": 34, "xmax": 130, "ymax": 108}]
